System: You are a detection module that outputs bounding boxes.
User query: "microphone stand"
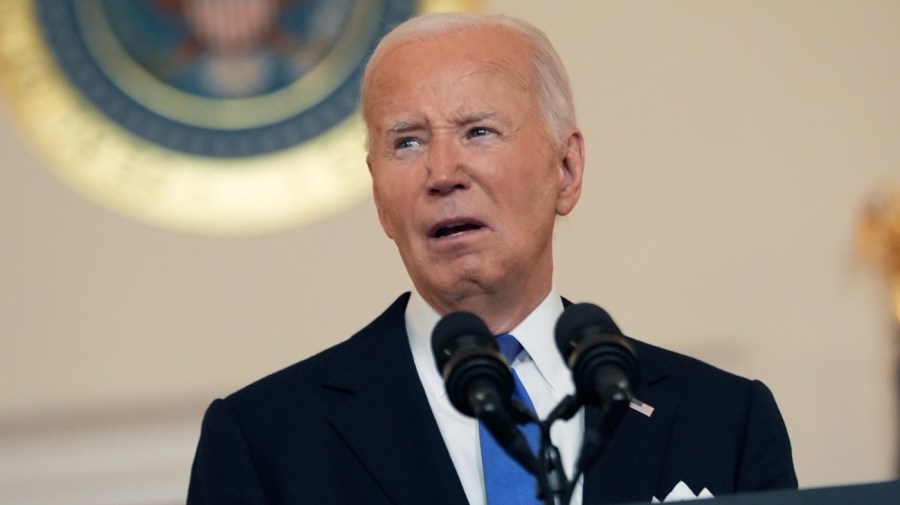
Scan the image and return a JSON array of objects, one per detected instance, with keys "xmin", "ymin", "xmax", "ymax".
[
  {"xmin": 511, "ymin": 389, "xmax": 630, "ymax": 505},
  {"xmin": 509, "ymin": 395, "xmax": 580, "ymax": 505},
  {"xmin": 535, "ymin": 422, "xmax": 570, "ymax": 505}
]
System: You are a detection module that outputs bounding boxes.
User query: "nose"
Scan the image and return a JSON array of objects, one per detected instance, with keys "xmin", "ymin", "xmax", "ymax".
[{"xmin": 425, "ymin": 137, "xmax": 469, "ymax": 196}]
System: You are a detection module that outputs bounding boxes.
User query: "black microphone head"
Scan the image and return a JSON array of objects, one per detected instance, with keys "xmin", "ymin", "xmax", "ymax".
[
  {"xmin": 555, "ymin": 303, "xmax": 638, "ymax": 407},
  {"xmin": 431, "ymin": 311, "xmax": 514, "ymax": 418},
  {"xmin": 432, "ymin": 311, "xmax": 495, "ymax": 371},
  {"xmin": 554, "ymin": 303, "xmax": 621, "ymax": 361}
]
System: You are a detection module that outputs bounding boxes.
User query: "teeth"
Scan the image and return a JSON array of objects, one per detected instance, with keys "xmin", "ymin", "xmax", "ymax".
[{"xmin": 436, "ymin": 223, "xmax": 480, "ymax": 238}]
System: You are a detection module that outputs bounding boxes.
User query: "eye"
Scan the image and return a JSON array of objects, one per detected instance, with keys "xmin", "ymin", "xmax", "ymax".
[
  {"xmin": 394, "ymin": 137, "xmax": 420, "ymax": 150},
  {"xmin": 467, "ymin": 127, "xmax": 491, "ymax": 138}
]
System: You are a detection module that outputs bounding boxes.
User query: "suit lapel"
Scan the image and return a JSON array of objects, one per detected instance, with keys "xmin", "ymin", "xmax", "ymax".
[
  {"xmin": 312, "ymin": 297, "xmax": 684, "ymax": 505},
  {"xmin": 321, "ymin": 295, "xmax": 468, "ymax": 505},
  {"xmin": 582, "ymin": 339, "xmax": 678, "ymax": 504}
]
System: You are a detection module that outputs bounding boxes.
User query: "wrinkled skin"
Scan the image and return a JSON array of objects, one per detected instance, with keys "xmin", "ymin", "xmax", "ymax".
[{"xmin": 365, "ymin": 25, "xmax": 585, "ymax": 333}]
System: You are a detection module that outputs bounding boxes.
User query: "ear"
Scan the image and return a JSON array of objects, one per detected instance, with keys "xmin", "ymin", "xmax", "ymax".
[
  {"xmin": 555, "ymin": 128, "xmax": 585, "ymax": 216},
  {"xmin": 368, "ymin": 155, "xmax": 395, "ymax": 239}
]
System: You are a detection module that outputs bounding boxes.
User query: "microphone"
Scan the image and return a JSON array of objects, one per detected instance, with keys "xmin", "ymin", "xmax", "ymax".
[
  {"xmin": 554, "ymin": 303, "xmax": 638, "ymax": 408},
  {"xmin": 555, "ymin": 303, "xmax": 639, "ymax": 475},
  {"xmin": 432, "ymin": 311, "xmax": 538, "ymax": 474},
  {"xmin": 431, "ymin": 311, "xmax": 514, "ymax": 417}
]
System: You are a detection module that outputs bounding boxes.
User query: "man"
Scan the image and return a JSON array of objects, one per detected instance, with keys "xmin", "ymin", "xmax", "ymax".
[{"xmin": 188, "ymin": 13, "xmax": 797, "ymax": 505}]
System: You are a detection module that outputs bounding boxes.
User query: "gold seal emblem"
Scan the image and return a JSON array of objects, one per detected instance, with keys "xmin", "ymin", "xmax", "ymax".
[{"xmin": 0, "ymin": 0, "xmax": 479, "ymax": 234}]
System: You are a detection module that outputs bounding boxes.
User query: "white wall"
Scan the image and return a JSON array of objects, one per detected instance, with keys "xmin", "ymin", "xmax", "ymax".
[{"xmin": 1, "ymin": 1, "xmax": 898, "ymax": 503}]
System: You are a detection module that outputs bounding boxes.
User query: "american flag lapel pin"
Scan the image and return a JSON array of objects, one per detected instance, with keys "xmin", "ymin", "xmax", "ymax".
[{"xmin": 629, "ymin": 397, "xmax": 655, "ymax": 418}]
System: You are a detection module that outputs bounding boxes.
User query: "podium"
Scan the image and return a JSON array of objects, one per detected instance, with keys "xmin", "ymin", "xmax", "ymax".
[{"xmin": 608, "ymin": 479, "xmax": 899, "ymax": 504}]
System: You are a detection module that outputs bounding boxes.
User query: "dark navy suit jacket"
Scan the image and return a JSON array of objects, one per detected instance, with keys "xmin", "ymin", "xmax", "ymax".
[{"xmin": 188, "ymin": 294, "xmax": 797, "ymax": 504}]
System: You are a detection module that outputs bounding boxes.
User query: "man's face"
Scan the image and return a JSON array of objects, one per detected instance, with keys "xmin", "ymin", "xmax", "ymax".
[{"xmin": 365, "ymin": 26, "xmax": 583, "ymax": 313}]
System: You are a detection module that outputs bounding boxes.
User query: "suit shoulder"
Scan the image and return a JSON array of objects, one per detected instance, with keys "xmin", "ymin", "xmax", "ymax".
[
  {"xmin": 630, "ymin": 337, "xmax": 751, "ymax": 386},
  {"xmin": 626, "ymin": 337, "xmax": 772, "ymax": 415},
  {"xmin": 223, "ymin": 293, "xmax": 410, "ymax": 412}
]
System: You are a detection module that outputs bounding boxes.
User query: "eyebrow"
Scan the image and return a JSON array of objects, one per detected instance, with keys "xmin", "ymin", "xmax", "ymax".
[
  {"xmin": 458, "ymin": 110, "xmax": 499, "ymax": 124},
  {"xmin": 386, "ymin": 121, "xmax": 423, "ymax": 136},
  {"xmin": 383, "ymin": 110, "xmax": 505, "ymax": 136}
]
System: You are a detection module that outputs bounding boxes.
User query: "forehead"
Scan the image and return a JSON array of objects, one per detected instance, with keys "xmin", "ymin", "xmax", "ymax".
[{"xmin": 366, "ymin": 26, "xmax": 535, "ymax": 118}]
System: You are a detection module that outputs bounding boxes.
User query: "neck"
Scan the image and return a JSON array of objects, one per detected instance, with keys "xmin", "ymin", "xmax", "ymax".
[{"xmin": 420, "ymin": 270, "xmax": 554, "ymax": 335}]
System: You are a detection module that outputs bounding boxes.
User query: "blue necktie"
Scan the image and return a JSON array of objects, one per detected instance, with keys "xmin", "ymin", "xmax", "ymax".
[{"xmin": 480, "ymin": 334, "xmax": 542, "ymax": 505}]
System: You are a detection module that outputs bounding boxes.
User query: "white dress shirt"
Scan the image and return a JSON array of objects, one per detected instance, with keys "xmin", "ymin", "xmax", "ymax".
[{"xmin": 406, "ymin": 287, "xmax": 584, "ymax": 505}]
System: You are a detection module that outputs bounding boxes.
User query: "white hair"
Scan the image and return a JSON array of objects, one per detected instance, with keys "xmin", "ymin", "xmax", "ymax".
[{"xmin": 359, "ymin": 13, "xmax": 576, "ymax": 147}]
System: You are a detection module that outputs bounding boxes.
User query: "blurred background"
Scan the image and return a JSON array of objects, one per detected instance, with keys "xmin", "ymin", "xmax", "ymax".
[{"xmin": 1, "ymin": 0, "xmax": 898, "ymax": 503}]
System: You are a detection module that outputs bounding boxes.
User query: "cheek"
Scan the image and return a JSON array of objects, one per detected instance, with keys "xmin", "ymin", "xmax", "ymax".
[
  {"xmin": 509, "ymin": 170, "xmax": 563, "ymax": 235},
  {"xmin": 374, "ymin": 180, "xmax": 415, "ymax": 241},
  {"xmin": 510, "ymin": 164, "xmax": 560, "ymax": 210},
  {"xmin": 373, "ymin": 180, "xmax": 397, "ymax": 238}
]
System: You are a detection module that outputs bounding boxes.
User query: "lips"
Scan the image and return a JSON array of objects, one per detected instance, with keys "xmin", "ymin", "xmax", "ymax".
[{"xmin": 429, "ymin": 218, "xmax": 486, "ymax": 239}]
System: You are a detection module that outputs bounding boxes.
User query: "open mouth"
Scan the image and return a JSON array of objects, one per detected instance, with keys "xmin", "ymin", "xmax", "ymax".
[{"xmin": 430, "ymin": 219, "xmax": 485, "ymax": 239}]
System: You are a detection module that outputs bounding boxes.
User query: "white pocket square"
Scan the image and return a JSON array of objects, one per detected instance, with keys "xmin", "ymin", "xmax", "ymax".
[{"xmin": 651, "ymin": 481, "xmax": 714, "ymax": 502}]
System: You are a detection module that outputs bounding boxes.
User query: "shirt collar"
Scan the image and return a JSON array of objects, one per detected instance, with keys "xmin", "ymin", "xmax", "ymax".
[{"xmin": 406, "ymin": 285, "xmax": 574, "ymax": 400}]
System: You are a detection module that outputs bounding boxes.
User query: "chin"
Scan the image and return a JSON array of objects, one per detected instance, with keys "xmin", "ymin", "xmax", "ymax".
[{"xmin": 440, "ymin": 271, "xmax": 504, "ymax": 301}]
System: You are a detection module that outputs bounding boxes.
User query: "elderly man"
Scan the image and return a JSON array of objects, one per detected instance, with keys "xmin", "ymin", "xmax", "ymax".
[{"xmin": 188, "ymin": 13, "xmax": 797, "ymax": 505}]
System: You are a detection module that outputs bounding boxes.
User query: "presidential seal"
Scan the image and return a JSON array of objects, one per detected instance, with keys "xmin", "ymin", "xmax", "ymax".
[{"xmin": 0, "ymin": 0, "xmax": 479, "ymax": 234}]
